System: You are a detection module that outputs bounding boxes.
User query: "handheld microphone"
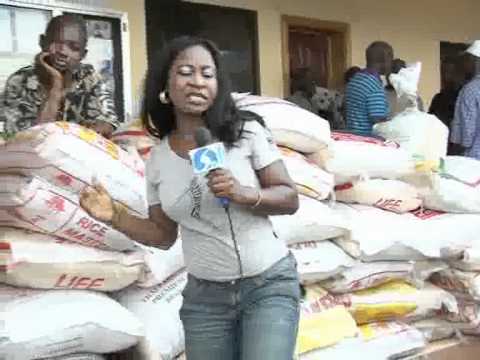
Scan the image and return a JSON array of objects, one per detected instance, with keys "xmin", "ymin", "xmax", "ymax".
[{"xmin": 189, "ymin": 127, "xmax": 229, "ymax": 208}]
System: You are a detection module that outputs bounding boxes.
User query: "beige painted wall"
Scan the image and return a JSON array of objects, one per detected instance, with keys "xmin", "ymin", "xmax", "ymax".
[
  {"xmin": 104, "ymin": 0, "xmax": 480, "ymax": 109},
  {"xmin": 104, "ymin": 0, "xmax": 147, "ymax": 116}
]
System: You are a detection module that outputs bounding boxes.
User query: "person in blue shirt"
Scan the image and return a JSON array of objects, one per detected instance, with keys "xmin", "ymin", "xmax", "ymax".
[
  {"xmin": 450, "ymin": 41, "xmax": 480, "ymax": 159},
  {"xmin": 345, "ymin": 41, "xmax": 393, "ymax": 136}
]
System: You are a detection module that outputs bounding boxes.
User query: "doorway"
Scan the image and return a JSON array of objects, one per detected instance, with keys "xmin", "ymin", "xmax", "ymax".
[
  {"xmin": 440, "ymin": 41, "xmax": 469, "ymax": 87},
  {"xmin": 282, "ymin": 16, "xmax": 350, "ymax": 97},
  {"xmin": 145, "ymin": 0, "xmax": 260, "ymax": 93}
]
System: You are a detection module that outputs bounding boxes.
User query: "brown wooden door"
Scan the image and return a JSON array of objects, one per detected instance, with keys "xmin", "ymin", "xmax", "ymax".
[{"xmin": 289, "ymin": 28, "xmax": 329, "ymax": 89}]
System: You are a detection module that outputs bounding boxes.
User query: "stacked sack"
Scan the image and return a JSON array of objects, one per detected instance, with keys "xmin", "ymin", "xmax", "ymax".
[
  {"xmin": 380, "ymin": 66, "xmax": 480, "ymax": 342},
  {"xmin": 232, "ymin": 93, "xmax": 434, "ymax": 359},
  {"xmin": 5, "ymin": 76, "xmax": 479, "ymax": 359},
  {"xmin": 0, "ymin": 122, "xmax": 185, "ymax": 359},
  {"xmin": 234, "ymin": 70, "xmax": 480, "ymax": 357},
  {"xmin": 424, "ymin": 157, "xmax": 480, "ymax": 340},
  {"xmin": 111, "ymin": 118, "xmax": 158, "ymax": 161}
]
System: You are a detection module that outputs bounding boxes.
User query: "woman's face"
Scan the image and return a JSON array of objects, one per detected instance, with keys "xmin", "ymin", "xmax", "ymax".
[{"xmin": 167, "ymin": 45, "xmax": 218, "ymax": 116}]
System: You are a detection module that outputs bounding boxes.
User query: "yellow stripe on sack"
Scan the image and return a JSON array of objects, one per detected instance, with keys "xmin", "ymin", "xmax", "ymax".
[
  {"xmin": 295, "ymin": 306, "xmax": 358, "ymax": 355},
  {"xmin": 55, "ymin": 121, "xmax": 70, "ymax": 131},
  {"xmin": 352, "ymin": 302, "xmax": 417, "ymax": 325},
  {"xmin": 78, "ymin": 127, "xmax": 98, "ymax": 144},
  {"xmin": 359, "ymin": 321, "xmax": 408, "ymax": 341},
  {"xmin": 105, "ymin": 140, "xmax": 119, "ymax": 160},
  {"xmin": 296, "ymin": 184, "xmax": 321, "ymax": 200},
  {"xmin": 354, "ymin": 280, "xmax": 416, "ymax": 296},
  {"xmin": 349, "ymin": 281, "xmax": 418, "ymax": 325},
  {"xmin": 415, "ymin": 159, "xmax": 440, "ymax": 172}
]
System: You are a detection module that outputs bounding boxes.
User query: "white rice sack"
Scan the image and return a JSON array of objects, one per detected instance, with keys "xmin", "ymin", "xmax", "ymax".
[
  {"xmin": 336, "ymin": 280, "xmax": 458, "ymax": 325},
  {"xmin": 374, "ymin": 109, "xmax": 448, "ymax": 170},
  {"xmin": 332, "ymin": 203, "xmax": 480, "ymax": 261},
  {"xmin": 320, "ymin": 260, "xmax": 446, "ymax": 294},
  {"xmin": 280, "ymin": 147, "xmax": 334, "ymax": 201},
  {"xmin": 0, "ymin": 228, "xmax": 144, "ymax": 291},
  {"xmin": 115, "ymin": 269, "xmax": 187, "ymax": 360},
  {"xmin": 452, "ymin": 247, "xmax": 480, "ymax": 271},
  {"xmin": 289, "ymin": 241, "xmax": 355, "ymax": 284},
  {"xmin": 112, "ymin": 118, "xmax": 157, "ymax": 161},
  {"xmin": 413, "ymin": 318, "xmax": 457, "ymax": 342},
  {"xmin": 0, "ymin": 175, "xmax": 136, "ymax": 251},
  {"xmin": 0, "ymin": 122, "xmax": 147, "ymax": 217},
  {"xmin": 271, "ymin": 195, "xmax": 350, "ymax": 245},
  {"xmin": 440, "ymin": 300, "xmax": 480, "ymax": 336},
  {"xmin": 319, "ymin": 132, "xmax": 416, "ymax": 184},
  {"xmin": 0, "ymin": 285, "xmax": 143, "ymax": 359},
  {"xmin": 335, "ymin": 179, "xmax": 422, "ymax": 213},
  {"xmin": 232, "ymin": 93, "xmax": 331, "ymax": 153},
  {"xmin": 136, "ymin": 239, "xmax": 185, "ymax": 288},
  {"xmin": 300, "ymin": 321, "xmax": 425, "ymax": 360},
  {"xmin": 376, "ymin": 63, "xmax": 448, "ymax": 171},
  {"xmin": 430, "ymin": 268, "xmax": 480, "ymax": 301},
  {"xmin": 46, "ymin": 355, "xmax": 106, "ymax": 360},
  {"xmin": 389, "ymin": 62, "xmax": 422, "ymax": 101},
  {"xmin": 421, "ymin": 156, "xmax": 480, "ymax": 213}
]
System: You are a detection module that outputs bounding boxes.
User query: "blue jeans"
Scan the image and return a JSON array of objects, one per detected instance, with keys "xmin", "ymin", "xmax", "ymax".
[{"xmin": 180, "ymin": 253, "xmax": 301, "ymax": 360}]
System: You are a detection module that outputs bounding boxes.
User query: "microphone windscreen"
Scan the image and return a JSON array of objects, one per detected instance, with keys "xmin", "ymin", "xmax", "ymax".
[{"xmin": 194, "ymin": 127, "xmax": 213, "ymax": 147}]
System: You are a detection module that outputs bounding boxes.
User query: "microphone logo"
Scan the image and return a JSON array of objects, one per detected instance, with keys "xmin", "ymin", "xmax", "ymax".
[{"xmin": 190, "ymin": 143, "xmax": 225, "ymax": 174}]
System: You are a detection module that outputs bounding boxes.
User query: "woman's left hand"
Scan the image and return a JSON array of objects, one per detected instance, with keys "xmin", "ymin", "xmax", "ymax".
[{"xmin": 206, "ymin": 169, "xmax": 248, "ymax": 204}]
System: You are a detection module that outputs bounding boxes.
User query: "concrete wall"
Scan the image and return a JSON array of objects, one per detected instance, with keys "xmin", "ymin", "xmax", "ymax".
[
  {"xmin": 105, "ymin": 0, "xmax": 480, "ymax": 109},
  {"xmin": 104, "ymin": 0, "xmax": 147, "ymax": 115}
]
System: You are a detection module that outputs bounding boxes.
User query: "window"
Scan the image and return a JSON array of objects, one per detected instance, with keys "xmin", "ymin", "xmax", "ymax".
[
  {"xmin": 0, "ymin": 6, "xmax": 50, "ymax": 90},
  {"xmin": 0, "ymin": 1, "xmax": 131, "ymax": 122}
]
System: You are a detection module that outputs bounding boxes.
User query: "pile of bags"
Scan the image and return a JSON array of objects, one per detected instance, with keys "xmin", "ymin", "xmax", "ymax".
[
  {"xmin": 0, "ymin": 122, "xmax": 186, "ymax": 359},
  {"xmin": 234, "ymin": 63, "xmax": 480, "ymax": 358},
  {"xmin": 4, "ymin": 62, "xmax": 480, "ymax": 359}
]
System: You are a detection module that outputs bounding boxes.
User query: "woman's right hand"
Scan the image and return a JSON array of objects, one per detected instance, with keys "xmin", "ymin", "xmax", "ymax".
[{"xmin": 80, "ymin": 183, "xmax": 116, "ymax": 223}]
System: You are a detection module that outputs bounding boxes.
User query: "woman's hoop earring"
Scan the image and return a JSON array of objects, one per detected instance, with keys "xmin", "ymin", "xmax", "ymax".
[{"xmin": 159, "ymin": 91, "xmax": 170, "ymax": 104}]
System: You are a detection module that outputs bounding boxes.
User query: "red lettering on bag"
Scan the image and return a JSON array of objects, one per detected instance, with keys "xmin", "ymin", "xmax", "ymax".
[
  {"xmin": 76, "ymin": 218, "xmax": 108, "ymax": 238},
  {"xmin": 61, "ymin": 228, "xmax": 105, "ymax": 248},
  {"xmin": 411, "ymin": 208, "xmax": 445, "ymax": 220},
  {"xmin": 54, "ymin": 274, "xmax": 105, "ymax": 289},
  {"xmin": 56, "ymin": 173, "xmax": 73, "ymax": 186},
  {"xmin": 88, "ymin": 278, "xmax": 105, "ymax": 289},
  {"xmin": 77, "ymin": 217, "xmax": 91, "ymax": 229},
  {"xmin": 45, "ymin": 195, "xmax": 66, "ymax": 212},
  {"xmin": 374, "ymin": 198, "xmax": 403, "ymax": 211}
]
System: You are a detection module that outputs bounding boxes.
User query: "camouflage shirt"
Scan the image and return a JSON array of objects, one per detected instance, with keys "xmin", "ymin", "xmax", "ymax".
[{"xmin": 0, "ymin": 63, "xmax": 119, "ymax": 135}]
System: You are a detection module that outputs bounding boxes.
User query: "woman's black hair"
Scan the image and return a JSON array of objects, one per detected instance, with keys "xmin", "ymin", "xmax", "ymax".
[{"xmin": 142, "ymin": 36, "xmax": 263, "ymax": 147}]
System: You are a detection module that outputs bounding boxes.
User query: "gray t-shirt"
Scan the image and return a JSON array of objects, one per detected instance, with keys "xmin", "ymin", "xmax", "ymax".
[{"xmin": 145, "ymin": 120, "xmax": 288, "ymax": 281}]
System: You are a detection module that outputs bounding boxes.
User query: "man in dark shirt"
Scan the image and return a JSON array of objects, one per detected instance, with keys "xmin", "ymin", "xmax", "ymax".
[{"xmin": 429, "ymin": 57, "xmax": 463, "ymax": 129}]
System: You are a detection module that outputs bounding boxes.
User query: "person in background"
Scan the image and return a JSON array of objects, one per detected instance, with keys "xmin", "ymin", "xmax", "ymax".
[
  {"xmin": 331, "ymin": 66, "xmax": 361, "ymax": 130},
  {"xmin": 429, "ymin": 57, "xmax": 463, "ymax": 129},
  {"xmin": 450, "ymin": 41, "xmax": 480, "ymax": 159},
  {"xmin": 286, "ymin": 67, "xmax": 317, "ymax": 113},
  {"xmin": 430, "ymin": 57, "xmax": 464, "ymax": 155},
  {"xmin": 385, "ymin": 58, "xmax": 424, "ymax": 119},
  {"xmin": 79, "ymin": 36, "xmax": 300, "ymax": 360},
  {"xmin": 344, "ymin": 41, "xmax": 393, "ymax": 136},
  {"xmin": 344, "ymin": 66, "xmax": 361, "ymax": 85},
  {"xmin": 0, "ymin": 14, "xmax": 118, "ymax": 138}
]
